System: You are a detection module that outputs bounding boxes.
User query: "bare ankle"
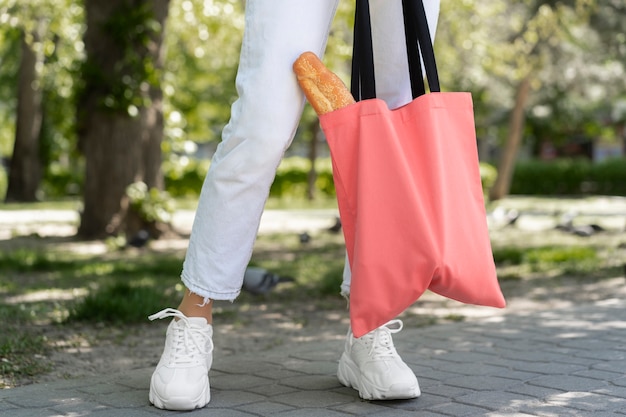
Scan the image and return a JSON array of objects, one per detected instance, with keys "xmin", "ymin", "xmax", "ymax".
[{"xmin": 177, "ymin": 290, "xmax": 213, "ymax": 324}]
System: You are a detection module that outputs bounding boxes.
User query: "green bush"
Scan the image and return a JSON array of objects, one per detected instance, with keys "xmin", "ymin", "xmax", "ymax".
[
  {"xmin": 270, "ymin": 157, "xmax": 335, "ymax": 199},
  {"xmin": 164, "ymin": 156, "xmax": 496, "ymax": 201},
  {"xmin": 42, "ymin": 161, "xmax": 83, "ymax": 197},
  {"xmin": 588, "ymin": 158, "xmax": 626, "ymax": 195},
  {"xmin": 510, "ymin": 158, "xmax": 626, "ymax": 196},
  {"xmin": 126, "ymin": 181, "xmax": 176, "ymax": 223},
  {"xmin": 163, "ymin": 157, "xmax": 210, "ymax": 197}
]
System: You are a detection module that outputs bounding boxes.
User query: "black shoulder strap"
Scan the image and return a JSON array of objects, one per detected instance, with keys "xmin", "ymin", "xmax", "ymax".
[
  {"xmin": 351, "ymin": 0, "xmax": 376, "ymax": 101},
  {"xmin": 351, "ymin": 0, "xmax": 440, "ymax": 102}
]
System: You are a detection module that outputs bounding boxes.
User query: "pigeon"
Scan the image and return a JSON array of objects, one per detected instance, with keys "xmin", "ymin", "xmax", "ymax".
[
  {"xmin": 328, "ymin": 216, "xmax": 342, "ymax": 233},
  {"xmin": 553, "ymin": 210, "xmax": 607, "ymax": 237},
  {"xmin": 571, "ymin": 225, "xmax": 594, "ymax": 237},
  {"xmin": 242, "ymin": 267, "xmax": 295, "ymax": 295},
  {"xmin": 299, "ymin": 232, "xmax": 311, "ymax": 244},
  {"xmin": 127, "ymin": 229, "xmax": 150, "ymax": 248}
]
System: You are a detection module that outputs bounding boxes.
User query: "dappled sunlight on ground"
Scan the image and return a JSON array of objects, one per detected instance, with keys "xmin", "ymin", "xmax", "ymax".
[{"xmin": 1, "ymin": 196, "xmax": 626, "ymax": 390}]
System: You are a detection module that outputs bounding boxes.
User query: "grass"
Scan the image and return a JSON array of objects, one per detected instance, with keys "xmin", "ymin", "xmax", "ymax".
[
  {"xmin": 0, "ymin": 304, "xmax": 51, "ymax": 388},
  {"xmin": 492, "ymin": 243, "xmax": 624, "ymax": 281},
  {"xmin": 493, "ymin": 245, "xmax": 598, "ymax": 270},
  {"xmin": 66, "ymin": 281, "xmax": 178, "ymax": 324}
]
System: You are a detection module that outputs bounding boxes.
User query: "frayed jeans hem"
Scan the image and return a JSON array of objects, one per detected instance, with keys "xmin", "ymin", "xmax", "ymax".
[{"xmin": 182, "ymin": 277, "xmax": 240, "ymax": 303}]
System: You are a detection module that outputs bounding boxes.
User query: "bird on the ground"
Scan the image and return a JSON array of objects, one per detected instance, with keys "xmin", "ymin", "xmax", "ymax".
[{"xmin": 242, "ymin": 267, "xmax": 295, "ymax": 295}]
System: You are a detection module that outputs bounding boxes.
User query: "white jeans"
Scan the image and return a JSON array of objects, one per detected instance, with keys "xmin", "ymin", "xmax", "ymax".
[{"xmin": 182, "ymin": 0, "xmax": 440, "ymax": 301}]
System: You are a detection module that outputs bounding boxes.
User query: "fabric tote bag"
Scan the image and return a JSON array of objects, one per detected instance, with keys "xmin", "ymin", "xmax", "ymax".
[{"xmin": 319, "ymin": 0, "xmax": 506, "ymax": 338}]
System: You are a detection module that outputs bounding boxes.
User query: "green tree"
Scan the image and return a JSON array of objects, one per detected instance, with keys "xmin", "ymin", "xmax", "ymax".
[
  {"xmin": 77, "ymin": 0, "xmax": 170, "ymax": 239},
  {"xmin": 437, "ymin": 0, "xmax": 601, "ymax": 200},
  {"xmin": 0, "ymin": 0, "xmax": 84, "ymax": 200},
  {"xmin": 162, "ymin": 0, "xmax": 243, "ymax": 155},
  {"xmin": 5, "ymin": 22, "xmax": 44, "ymax": 202}
]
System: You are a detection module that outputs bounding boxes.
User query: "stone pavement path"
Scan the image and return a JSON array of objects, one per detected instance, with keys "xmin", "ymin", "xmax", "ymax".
[{"xmin": 2, "ymin": 298, "xmax": 626, "ymax": 417}]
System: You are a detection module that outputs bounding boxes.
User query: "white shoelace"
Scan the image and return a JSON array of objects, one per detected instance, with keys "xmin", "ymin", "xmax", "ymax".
[
  {"xmin": 363, "ymin": 319, "xmax": 403, "ymax": 359},
  {"xmin": 149, "ymin": 308, "xmax": 213, "ymax": 365}
]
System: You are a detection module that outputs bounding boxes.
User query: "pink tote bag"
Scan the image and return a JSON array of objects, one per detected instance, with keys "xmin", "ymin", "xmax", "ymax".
[{"xmin": 320, "ymin": 0, "xmax": 505, "ymax": 337}]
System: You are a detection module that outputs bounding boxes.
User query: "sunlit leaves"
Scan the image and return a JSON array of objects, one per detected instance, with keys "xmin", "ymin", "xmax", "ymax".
[{"xmin": 162, "ymin": 0, "xmax": 244, "ymax": 148}]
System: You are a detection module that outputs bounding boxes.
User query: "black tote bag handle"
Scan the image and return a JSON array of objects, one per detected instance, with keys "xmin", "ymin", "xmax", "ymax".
[{"xmin": 351, "ymin": 0, "xmax": 440, "ymax": 102}]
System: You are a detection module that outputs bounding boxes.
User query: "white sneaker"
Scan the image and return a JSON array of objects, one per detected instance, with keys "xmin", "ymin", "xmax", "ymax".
[
  {"xmin": 148, "ymin": 308, "xmax": 213, "ymax": 410},
  {"xmin": 337, "ymin": 319, "xmax": 420, "ymax": 400}
]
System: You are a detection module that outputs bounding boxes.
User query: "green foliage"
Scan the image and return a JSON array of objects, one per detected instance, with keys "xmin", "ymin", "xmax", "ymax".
[
  {"xmin": 587, "ymin": 158, "xmax": 626, "ymax": 195},
  {"xmin": 41, "ymin": 159, "xmax": 83, "ymax": 197},
  {"xmin": 510, "ymin": 158, "xmax": 626, "ymax": 196},
  {"xmin": 163, "ymin": 156, "xmax": 210, "ymax": 197},
  {"xmin": 1, "ymin": 0, "xmax": 625, "ymax": 207},
  {"xmin": 270, "ymin": 157, "xmax": 335, "ymax": 199},
  {"xmin": 126, "ymin": 181, "xmax": 176, "ymax": 223},
  {"xmin": 0, "ymin": 24, "xmax": 19, "ymax": 157},
  {"xmin": 85, "ymin": 2, "xmax": 162, "ymax": 114},
  {"xmin": 439, "ymin": 0, "xmax": 624, "ymax": 153},
  {"xmin": 163, "ymin": 0, "xmax": 244, "ymax": 146},
  {"xmin": 0, "ymin": 0, "xmax": 85, "ymax": 197},
  {"xmin": 164, "ymin": 156, "xmax": 497, "ymax": 201}
]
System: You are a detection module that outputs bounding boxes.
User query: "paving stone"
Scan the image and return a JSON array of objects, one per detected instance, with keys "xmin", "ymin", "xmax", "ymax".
[
  {"xmin": 3, "ymin": 299, "xmax": 626, "ymax": 416},
  {"xmin": 544, "ymin": 391, "xmax": 626, "ymax": 412},
  {"xmin": 528, "ymin": 374, "xmax": 609, "ymax": 392},
  {"xmin": 270, "ymin": 390, "xmax": 354, "ymax": 408},
  {"xmin": 455, "ymin": 391, "xmax": 540, "ymax": 412},
  {"xmin": 330, "ymin": 400, "xmax": 392, "ymax": 416},
  {"xmin": 427, "ymin": 401, "xmax": 492, "ymax": 416},
  {"xmin": 211, "ymin": 374, "xmax": 273, "ymax": 390},
  {"xmin": 236, "ymin": 400, "xmax": 295, "ymax": 415},
  {"xmin": 246, "ymin": 382, "xmax": 298, "ymax": 397}
]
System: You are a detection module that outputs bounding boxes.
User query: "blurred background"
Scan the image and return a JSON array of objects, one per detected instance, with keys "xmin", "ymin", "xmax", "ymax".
[
  {"xmin": 0, "ymin": 0, "xmax": 625, "ymax": 389},
  {"xmin": 0, "ymin": 0, "xmax": 624, "ymax": 238}
]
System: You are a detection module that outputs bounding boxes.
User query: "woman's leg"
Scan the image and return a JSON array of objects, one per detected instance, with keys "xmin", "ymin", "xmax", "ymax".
[
  {"xmin": 150, "ymin": 1, "xmax": 340, "ymax": 411},
  {"xmin": 181, "ymin": 0, "xmax": 340, "ymax": 306}
]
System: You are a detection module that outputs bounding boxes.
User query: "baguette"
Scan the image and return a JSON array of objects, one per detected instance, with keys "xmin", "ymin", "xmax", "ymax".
[{"xmin": 293, "ymin": 52, "xmax": 355, "ymax": 115}]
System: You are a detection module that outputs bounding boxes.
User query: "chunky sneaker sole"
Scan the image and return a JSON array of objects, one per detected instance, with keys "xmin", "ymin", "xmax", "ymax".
[
  {"xmin": 149, "ymin": 378, "xmax": 210, "ymax": 411},
  {"xmin": 337, "ymin": 319, "xmax": 420, "ymax": 400},
  {"xmin": 338, "ymin": 351, "xmax": 420, "ymax": 400},
  {"xmin": 149, "ymin": 308, "xmax": 213, "ymax": 411}
]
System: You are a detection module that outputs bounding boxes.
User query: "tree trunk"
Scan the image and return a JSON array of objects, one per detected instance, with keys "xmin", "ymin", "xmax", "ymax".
[
  {"xmin": 5, "ymin": 28, "xmax": 44, "ymax": 202},
  {"xmin": 78, "ymin": 0, "xmax": 170, "ymax": 239},
  {"xmin": 489, "ymin": 76, "xmax": 532, "ymax": 201}
]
